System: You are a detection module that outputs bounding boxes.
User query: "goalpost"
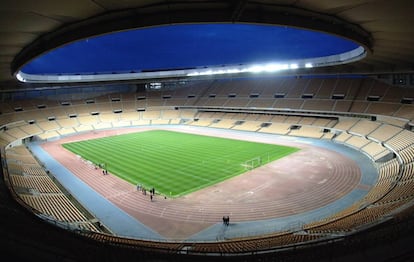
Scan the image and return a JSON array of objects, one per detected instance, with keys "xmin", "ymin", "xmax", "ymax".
[{"xmin": 241, "ymin": 156, "xmax": 262, "ymax": 170}]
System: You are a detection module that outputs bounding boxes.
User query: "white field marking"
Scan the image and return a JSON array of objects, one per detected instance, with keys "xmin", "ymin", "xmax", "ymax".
[
  {"xmin": 173, "ymin": 168, "xmax": 212, "ymax": 183},
  {"xmin": 317, "ymin": 178, "xmax": 328, "ymax": 184},
  {"xmin": 237, "ymin": 181, "xmax": 273, "ymax": 200}
]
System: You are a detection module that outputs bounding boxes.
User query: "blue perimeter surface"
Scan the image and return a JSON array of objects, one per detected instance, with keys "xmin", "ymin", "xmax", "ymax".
[{"xmin": 28, "ymin": 125, "xmax": 378, "ymax": 241}]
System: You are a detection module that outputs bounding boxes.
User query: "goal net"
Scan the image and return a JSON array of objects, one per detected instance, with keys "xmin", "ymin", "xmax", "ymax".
[{"xmin": 241, "ymin": 156, "xmax": 262, "ymax": 170}]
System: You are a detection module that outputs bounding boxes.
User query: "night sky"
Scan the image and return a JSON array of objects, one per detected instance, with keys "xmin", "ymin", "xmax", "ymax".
[{"xmin": 21, "ymin": 23, "xmax": 360, "ymax": 75}]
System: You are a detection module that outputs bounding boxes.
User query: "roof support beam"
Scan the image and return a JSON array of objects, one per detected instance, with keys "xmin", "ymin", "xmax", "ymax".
[{"xmin": 231, "ymin": 0, "xmax": 248, "ymax": 22}]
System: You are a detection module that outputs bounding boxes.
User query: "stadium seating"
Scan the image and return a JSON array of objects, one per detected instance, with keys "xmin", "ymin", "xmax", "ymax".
[
  {"xmin": 0, "ymin": 76, "xmax": 413, "ymax": 256},
  {"xmin": 5, "ymin": 146, "xmax": 102, "ymax": 232}
]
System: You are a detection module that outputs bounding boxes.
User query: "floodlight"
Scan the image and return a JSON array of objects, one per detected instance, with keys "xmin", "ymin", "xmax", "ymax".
[
  {"xmin": 248, "ymin": 65, "xmax": 264, "ymax": 73},
  {"xmin": 264, "ymin": 64, "xmax": 281, "ymax": 72},
  {"xmin": 15, "ymin": 72, "xmax": 26, "ymax": 82}
]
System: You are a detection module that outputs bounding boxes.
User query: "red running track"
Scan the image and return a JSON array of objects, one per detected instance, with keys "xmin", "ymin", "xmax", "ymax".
[{"xmin": 41, "ymin": 127, "xmax": 361, "ymax": 240}]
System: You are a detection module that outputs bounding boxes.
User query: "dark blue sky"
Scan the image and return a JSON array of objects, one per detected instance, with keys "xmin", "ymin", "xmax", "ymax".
[{"xmin": 21, "ymin": 23, "xmax": 359, "ymax": 75}]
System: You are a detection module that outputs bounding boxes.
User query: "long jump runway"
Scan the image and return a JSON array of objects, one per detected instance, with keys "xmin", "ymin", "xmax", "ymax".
[{"xmin": 29, "ymin": 125, "xmax": 378, "ymax": 241}]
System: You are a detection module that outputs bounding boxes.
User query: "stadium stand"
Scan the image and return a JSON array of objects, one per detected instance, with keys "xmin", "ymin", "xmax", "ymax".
[
  {"xmin": 1, "ymin": 2, "xmax": 411, "ymax": 260},
  {"xmin": 4, "ymin": 146, "xmax": 103, "ymax": 232},
  {"xmin": 1, "ymin": 75, "xmax": 414, "ymax": 261},
  {"xmin": 1, "ymin": 80, "xmax": 414, "ymax": 239}
]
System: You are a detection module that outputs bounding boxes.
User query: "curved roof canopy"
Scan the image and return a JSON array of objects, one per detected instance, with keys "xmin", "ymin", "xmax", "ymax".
[
  {"xmin": 1, "ymin": 0, "xmax": 413, "ymax": 89},
  {"xmin": 17, "ymin": 23, "xmax": 363, "ymax": 83}
]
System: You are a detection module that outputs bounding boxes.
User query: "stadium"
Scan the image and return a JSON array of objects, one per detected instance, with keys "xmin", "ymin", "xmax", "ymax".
[{"xmin": 1, "ymin": 1, "xmax": 414, "ymax": 261}]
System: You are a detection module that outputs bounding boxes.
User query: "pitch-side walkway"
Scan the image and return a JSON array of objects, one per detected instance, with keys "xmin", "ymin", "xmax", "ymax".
[{"xmin": 27, "ymin": 125, "xmax": 378, "ymax": 241}]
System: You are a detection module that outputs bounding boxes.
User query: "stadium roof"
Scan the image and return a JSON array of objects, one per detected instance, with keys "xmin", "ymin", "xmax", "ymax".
[
  {"xmin": 19, "ymin": 24, "xmax": 361, "ymax": 75},
  {"xmin": 1, "ymin": 0, "xmax": 413, "ymax": 90}
]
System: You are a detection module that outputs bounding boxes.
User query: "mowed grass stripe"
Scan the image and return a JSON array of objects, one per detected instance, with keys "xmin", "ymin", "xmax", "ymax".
[
  {"xmin": 67, "ymin": 132, "xmax": 268, "ymax": 191},
  {"xmin": 63, "ymin": 135, "xmax": 219, "ymax": 188},
  {"xmin": 62, "ymin": 130, "xmax": 299, "ymax": 197}
]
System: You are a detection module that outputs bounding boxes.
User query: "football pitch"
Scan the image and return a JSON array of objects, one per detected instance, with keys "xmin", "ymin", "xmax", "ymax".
[{"xmin": 62, "ymin": 130, "xmax": 299, "ymax": 197}]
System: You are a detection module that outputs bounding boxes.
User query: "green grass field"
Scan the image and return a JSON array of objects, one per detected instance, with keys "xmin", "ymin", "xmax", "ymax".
[{"xmin": 62, "ymin": 130, "xmax": 299, "ymax": 197}]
